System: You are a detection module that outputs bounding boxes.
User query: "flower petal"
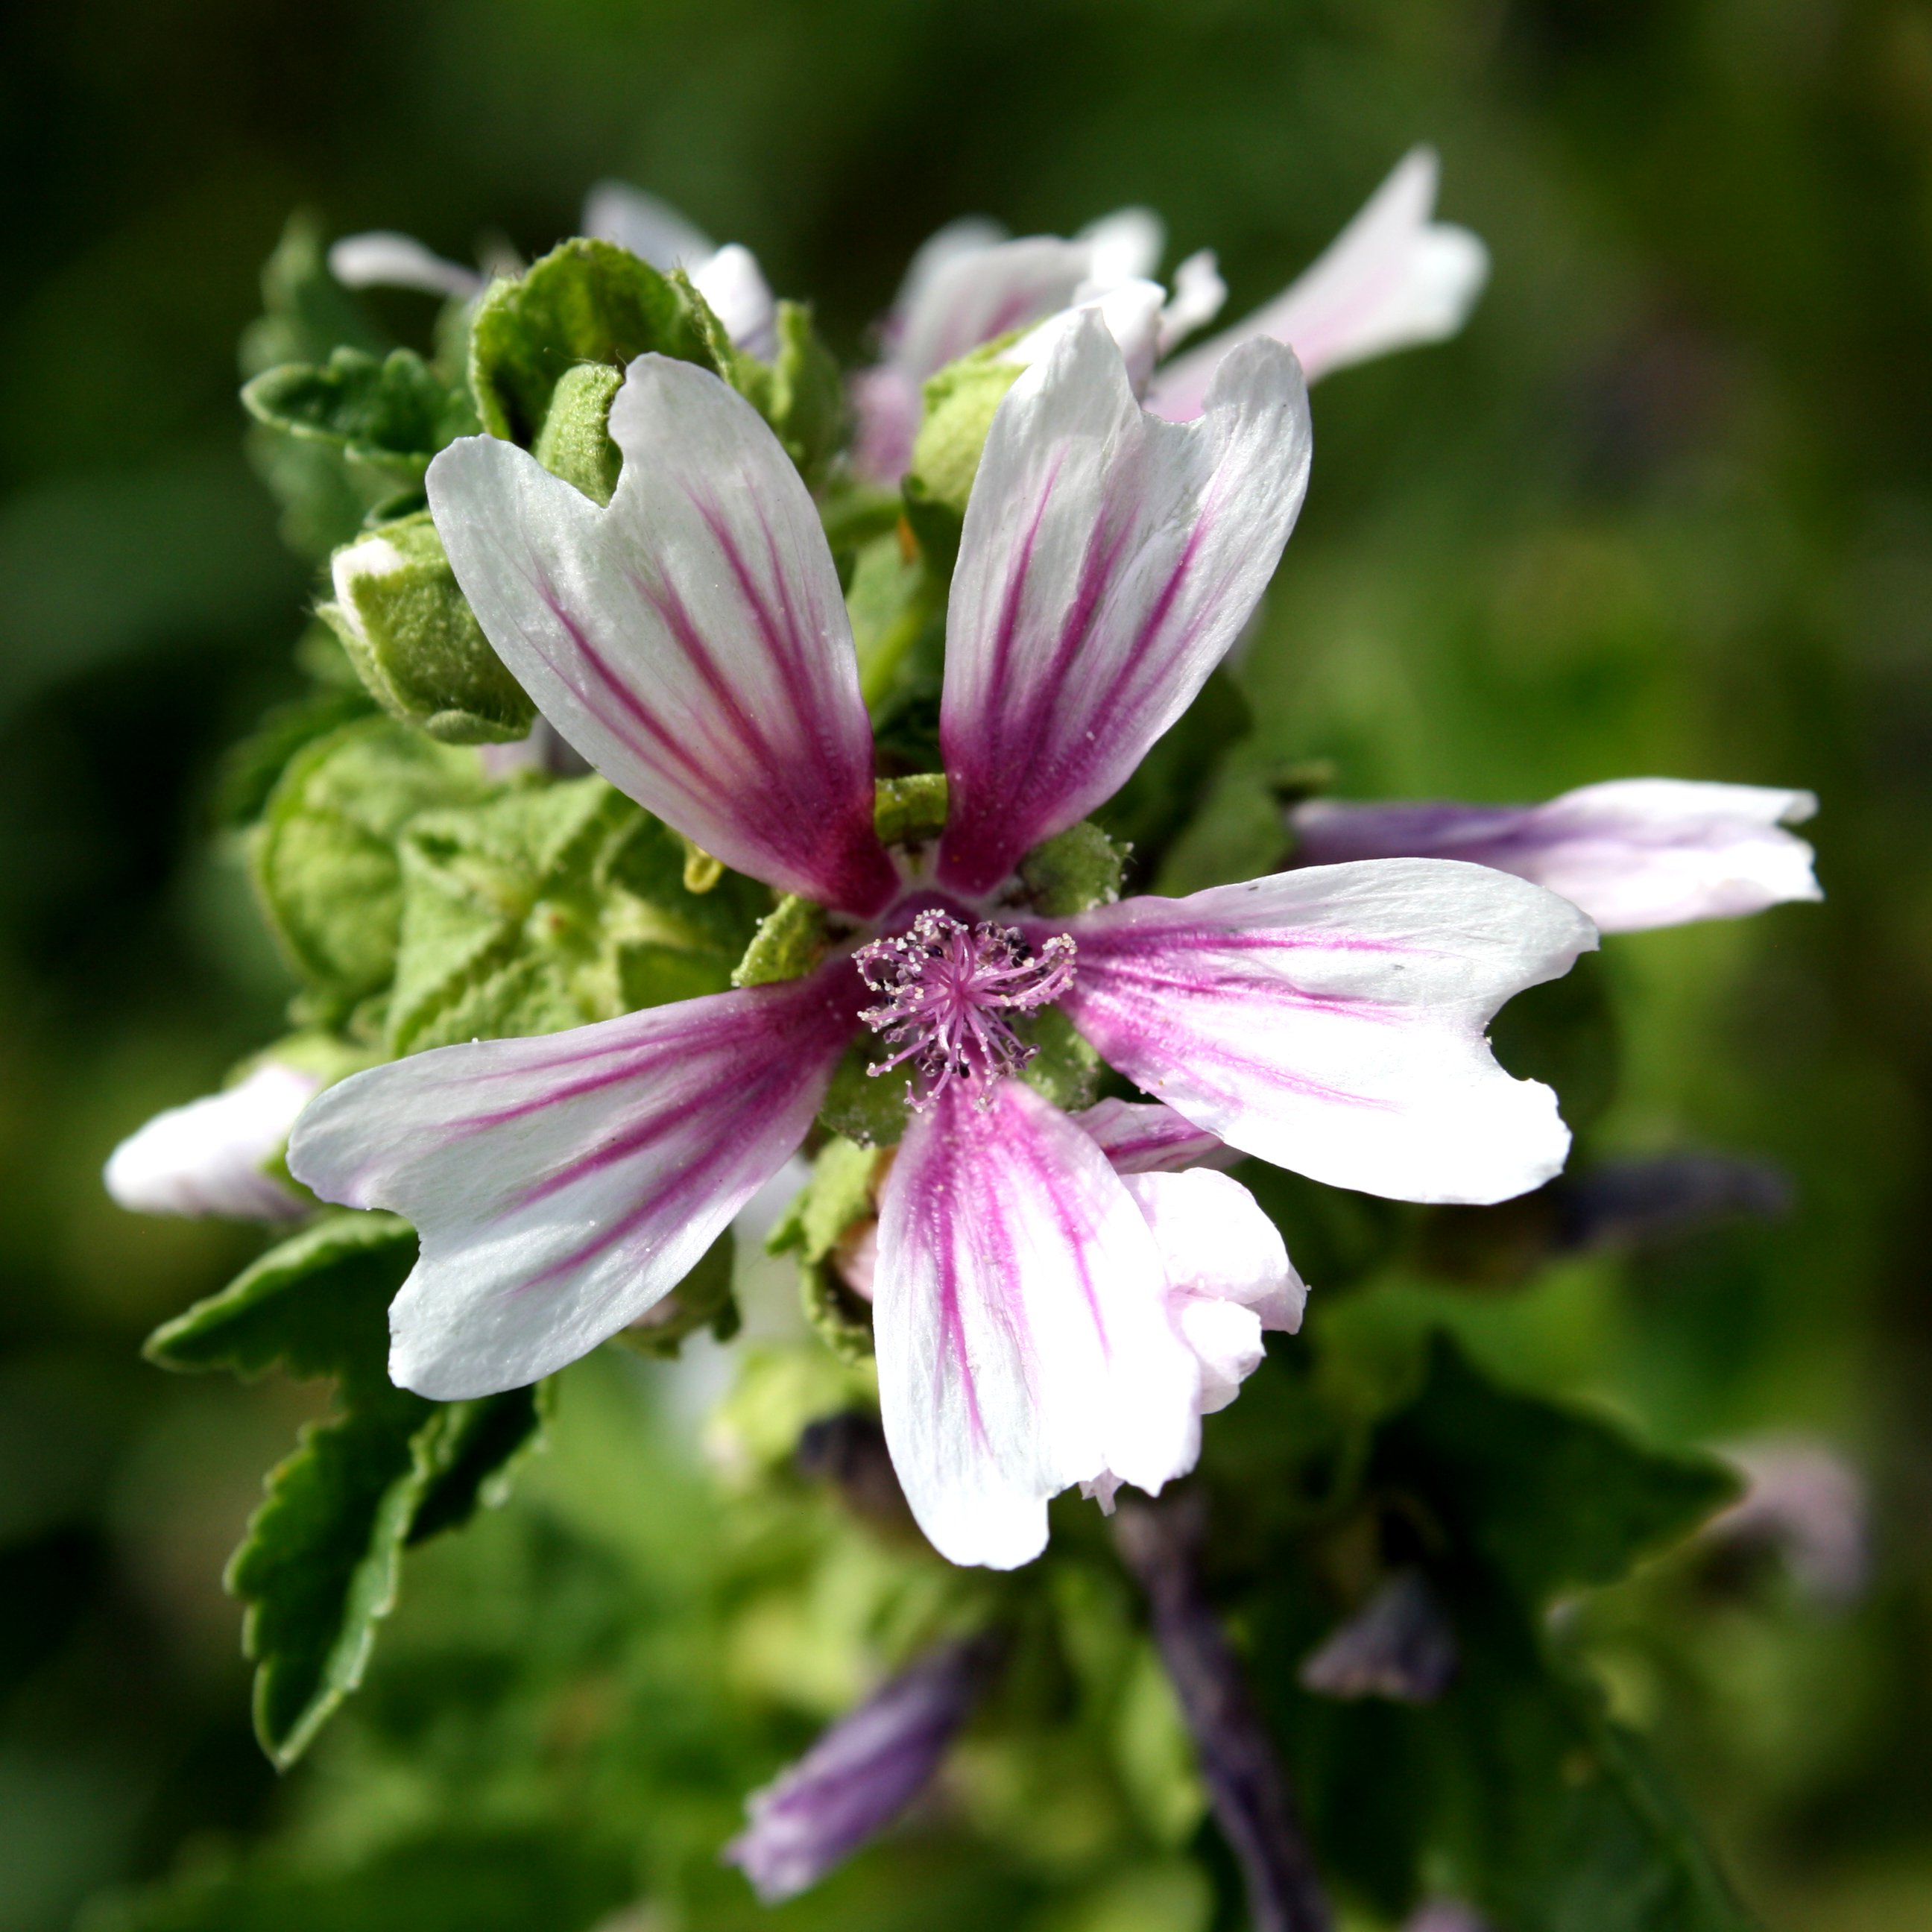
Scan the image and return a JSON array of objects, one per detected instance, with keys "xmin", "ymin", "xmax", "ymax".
[
  {"xmin": 1073, "ymin": 1097, "xmax": 1236, "ymax": 1175},
  {"xmin": 1005, "ymin": 279, "xmax": 1169, "ymax": 394},
  {"xmin": 104, "ymin": 1064, "xmax": 319, "ymax": 1222},
  {"xmin": 581, "ymin": 180, "xmax": 715, "ymax": 270},
  {"xmin": 426, "ymin": 356, "xmax": 896, "ymax": 914},
  {"xmin": 1291, "ymin": 778, "xmax": 1822, "ymax": 933},
  {"xmin": 1076, "ymin": 206, "xmax": 1167, "ymax": 288},
  {"xmin": 871, "ymin": 1077, "xmax": 1200, "ymax": 1568},
  {"xmin": 895, "ymin": 233, "xmax": 1105, "ymax": 383},
  {"xmin": 937, "ymin": 313, "xmax": 1310, "ymax": 896},
  {"xmin": 286, "ymin": 967, "xmax": 859, "ymax": 1399},
  {"xmin": 1049, "ymin": 859, "xmax": 1597, "ymax": 1205},
  {"xmin": 1146, "ymin": 146, "xmax": 1489, "ymax": 420},
  {"xmin": 692, "ymin": 242, "xmax": 777, "ymax": 359},
  {"xmin": 1158, "ymin": 250, "xmax": 1228, "ymax": 356},
  {"xmin": 1123, "ymin": 1168, "xmax": 1306, "ymax": 1413},
  {"xmin": 326, "ymin": 232, "xmax": 482, "ymax": 300}
]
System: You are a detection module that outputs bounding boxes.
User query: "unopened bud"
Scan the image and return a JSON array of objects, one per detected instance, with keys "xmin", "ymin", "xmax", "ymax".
[{"xmin": 321, "ymin": 512, "xmax": 536, "ymax": 745}]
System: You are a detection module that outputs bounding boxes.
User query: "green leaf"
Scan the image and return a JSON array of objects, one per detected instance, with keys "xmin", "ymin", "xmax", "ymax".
[
  {"xmin": 213, "ymin": 681, "xmax": 376, "ymax": 830},
  {"xmin": 760, "ymin": 300, "xmax": 847, "ymax": 485},
  {"xmin": 387, "ymin": 778, "xmax": 763, "ymax": 1055},
  {"xmin": 145, "ymin": 1213, "xmax": 417, "ymax": 1398},
  {"xmin": 405, "ymin": 1384, "xmax": 549, "ymax": 1544},
  {"xmin": 469, "ymin": 238, "xmax": 718, "ymax": 446},
  {"xmin": 239, "ymin": 212, "xmax": 385, "ymax": 379},
  {"xmin": 243, "ymin": 348, "xmax": 479, "ymax": 499},
  {"xmin": 250, "ymin": 716, "xmax": 494, "ymax": 1019},
  {"xmin": 1373, "ymin": 1333, "xmax": 1738, "ymax": 1607},
  {"xmin": 321, "ymin": 512, "xmax": 536, "ymax": 745}
]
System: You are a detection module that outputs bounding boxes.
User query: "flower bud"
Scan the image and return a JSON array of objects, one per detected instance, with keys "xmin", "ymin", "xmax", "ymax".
[
  {"xmin": 321, "ymin": 512, "xmax": 536, "ymax": 745},
  {"xmin": 723, "ymin": 1635, "xmax": 998, "ymax": 1901},
  {"xmin": 104, "ymin": 1062, "xmax": 321, "ymax": 1222}
]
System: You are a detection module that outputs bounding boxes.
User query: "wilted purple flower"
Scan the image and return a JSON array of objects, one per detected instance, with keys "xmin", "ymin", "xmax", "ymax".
[
  {"xmin": 1289, "ymin": 779, "xmax": 1820, "ymax": 933},
  {"xmin": 289, "ymin": 315, "xmax": 1594, "ymax": 1570},
  {"xmin": 104, "ymin": 1062, "xmax": 319, "ymax": 1222},
  {"xmin": 854, "ymin": 147, "xmax": 1488, "ymax": 482},
  {"xmin": 723, "ymin": 1635, "xmax": 998, "ymax": 1903},
  {"xmin": 1298, "ymin": 1571, "xmax": 1459, "ymax": 1704},
  {"xmin": 1708, "ymin": 1436, "xmax": 1869, "ymax": 1609}
]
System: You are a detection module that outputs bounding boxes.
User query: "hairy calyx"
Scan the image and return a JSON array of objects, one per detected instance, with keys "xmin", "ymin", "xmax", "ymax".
[{"xmin": 856, "ymin": 911, "xmax": 1076, "ymax": 1106}]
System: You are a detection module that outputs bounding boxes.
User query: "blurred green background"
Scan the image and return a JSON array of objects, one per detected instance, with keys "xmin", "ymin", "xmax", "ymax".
[{"xmin": 3, "ymin": 1, "xmax": 1930, "ymax": 1927}]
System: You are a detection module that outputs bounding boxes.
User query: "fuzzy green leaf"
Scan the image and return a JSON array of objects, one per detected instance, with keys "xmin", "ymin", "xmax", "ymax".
[{"xmin": 250, "ymin": 717, "xmax": 494, "ymax": 1017}]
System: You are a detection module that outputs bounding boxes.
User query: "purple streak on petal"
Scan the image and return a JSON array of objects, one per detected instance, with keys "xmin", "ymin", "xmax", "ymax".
[
  {"xmin": 935, "ymin": 318, "xmax": 1310, "ymax": 896},
  {"xmin": 426, "ymin": 358, "xmax": 894, "ymax": 914},
  {"xmin": 723, "ymin": 1635, "xmax": 1002, "ymax": 1903},
  {"xmin": 1073, "ymin": 1098, "xmax": 1238, "ymax": 1174},
  {"xmin": 287, "ymin": 965, "xmax": 862, "ymax": 1398}
]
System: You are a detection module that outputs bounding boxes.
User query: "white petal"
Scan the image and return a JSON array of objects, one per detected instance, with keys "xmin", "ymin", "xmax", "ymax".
[
  {"xmin": 1146, "ymin": 146, "xmax": 1489, "ymax": 418},
  {"xmin": 1073, "ymin": 1097, "xmax": 1235, "ymax": 1174},
  {"xmin": 1051, "ymin": 859, "xmax": 1597, "ymax": 1205},
  {"xmin": 871, "ymin": 1079, "xmax": 1200, "ymax": 1569},
  {"xmin": 287, "ymin": 968, "xmax": 859, "ymax": 1398},
  {"xmin": 104, "ymin": 1064, "xmax": 318, "ymax": 1222},
  {"xmin": 692, "ymin": 243, "xmax": 778, "ymax": 360},
  {"xmin": 1076, "ymin": 206, "xmax": 1167, "ymax": 288},
  {"xmin": 1122, "ymin": 1169, "xmax": 1304, "ymax": 1413},
  {"xmin": 882, "ymin": 215, "xmax": 1008, "ymax": 346},
  {"xmin": 326, "ymin": 232, "xmax": 482, "ymax": 300},
  {"xmin": 1005, "ymin": 279, "xmax": 1167, "ymax": 393},
  {"xmin": 1290, "ymin": 779, "xmax": 1822, "ymax": 933},
  {"xmin": 894, "ymin": 233, "xmax": 1100, "ymax": 383},
  {"xmin": 581, "ymin": 180, "xmax": 715, "ymax": 269},
  {"xmin": 1158, "ymin": 250, "xmax": 1228, "ymax": 356},
  {"xmin": 426, "ymin": 356, "xmax": 896, "ymax": 915},
  {"xmin": 937, "ymin": 312, "xmax": 1310, "ymax": 895}
]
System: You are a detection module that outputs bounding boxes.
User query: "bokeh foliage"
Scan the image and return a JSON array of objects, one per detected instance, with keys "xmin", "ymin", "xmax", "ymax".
[{"xmin": 3, "ymin": 1, "xmax": 1931, "ymax": 1928}]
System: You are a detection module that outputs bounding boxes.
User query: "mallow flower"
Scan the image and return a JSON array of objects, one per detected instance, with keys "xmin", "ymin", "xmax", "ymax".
[
  {"xmin": 287, "ymin": 313, "xmax": 1596, "ymax": 1568},
  {"xmin": 1289, "ymin": 779, "xmax": 1820, "ymax": 933},
  {"xmin": 329, "ymin": 178, "xmax": 777, "ymax": 358},
  {"xmin": 853, "ymin": 145, "xmax": 1488, "ymax": 482},
  {"xmin": 105, "ymin": 1061, "xmax": 320, "ymax": 1222}
]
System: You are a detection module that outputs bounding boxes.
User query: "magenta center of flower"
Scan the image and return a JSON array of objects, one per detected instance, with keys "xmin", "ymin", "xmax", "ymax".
[{"xmin": 854, "ymin": 910, "xmax": 1076, "ymax": 1107}]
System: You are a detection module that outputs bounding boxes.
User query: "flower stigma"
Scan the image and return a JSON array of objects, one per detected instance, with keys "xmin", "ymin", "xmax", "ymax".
[{"xmin": 854, "ymin": 911, "xmax": 1076, "ymax": 1108}]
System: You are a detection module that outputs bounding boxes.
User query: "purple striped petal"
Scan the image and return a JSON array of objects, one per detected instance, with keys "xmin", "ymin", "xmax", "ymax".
[
  {"xmin": 286, "ymin": 965, "xmax": 862, "ymax": 1398},
  {"xmin": 1290, "ymin": 779, "xmax": 1821, "ymax": 933},
  {"xmin": 1146, "ymin": 147, "xmax": 1489, "ymax": 420},
  {"xmin": 1073, "ymin": 1097, "xmax": 1237, "ymax": 1175},
  {"xmin": 104, "ymin": 1064, "xmax": 319, "ymax": 1223},
  {"xmin": 426, "ymin": 356, "xmax": 896, "ymax": 915},
  {"xmin": 895, "ymin": 233, "xmax": 1114, "ymax": 385},
  {"xmin": 1046, "ymin": 859, "xmax": 1597, "ymax": 1206},
  {"xmin": 935, "ymin": 313, "xmax": 1310, "ymax": 897},
  {"xmin": 871, "ymin": 1077, "xmax": 1200, "ymax": 1569}
]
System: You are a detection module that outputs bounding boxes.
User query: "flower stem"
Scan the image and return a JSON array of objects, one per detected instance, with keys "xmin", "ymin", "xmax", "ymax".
[{"xmin": 1113, "ymin": 1493, "xmax": 1332, "ymax": 1932}]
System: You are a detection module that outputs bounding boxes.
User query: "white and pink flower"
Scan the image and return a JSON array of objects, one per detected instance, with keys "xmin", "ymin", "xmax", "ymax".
[
  {"xmin": 1289, "ymin": 779, "xmax": 1820, "ymax": 933},
  {"xmin": 853, "ymin": 145, "xmax": 1489, "ymax": 482},
  {"xmin": 288, "ymin": 315, "xmax": 1595, "ymax": 1569}
]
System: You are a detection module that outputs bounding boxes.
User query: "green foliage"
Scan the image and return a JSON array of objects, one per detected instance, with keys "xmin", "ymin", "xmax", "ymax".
[
  {"xmin": 871, "ymin": 769, "xmax": 948, "ymax": 845},
  {"xmin": 242, "ymin": 347, "xmax": 479, "ymax": 502},
  {"xmin": 1019, "ymin": 818, "xmax": 1128, "ymax": 916},
  {"xmin": 239, "ymin": 212, "xmax": 384, "ymax": 379},
  {"xmin": 321, "ymin": 512, "xmax": 536, "ymax": 744},
  {"xmin": 745, "ymin": 300, "xmax": 848, "ymax": 486},
  {"xmin": 250, "ymin": 716, "xmax": 493, "ymax": 1026},
  {"xmin": 902, "ymin": 338, "xmax": 1023, "ymax": 537},
  {"xmin": 529, "ymin": 362, "xmax": 624, "ymax": 503},
  {"xmin": 468, "ymin": 238, "xmax": 718, "ymax": 445},
  {"xmin": 768, "ymin": 1137, "xmax": 883, "ymax": 1361},
  {"xmin": 146, "ymin": 1216, "xmax": 546, "ymax": 1767},
  {"xmin": 730, "ymin": 890, "xmax": 829, "ymax": 988}
]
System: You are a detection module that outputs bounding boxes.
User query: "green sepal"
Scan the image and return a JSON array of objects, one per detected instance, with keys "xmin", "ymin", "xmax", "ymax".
[
  {"xmin": 801, "ymin": 1258, "xmax": 878, "ymax": 1364},
  {"xmin": 609, "ymin": 1229, "xmax": 740, "ymax": 1360},
  {"xmin": 531, "ymin": 362, "xmax": 624, "ymax": 504},
  {"xmin": 250, "ymin": 716, "xmax": 496, "ymax": 1020},
  {"xmin": 213, "ymin": 679, "xmax": 376, "ymax": 830},
  {"xmin": 469, "ymin": 238, "xmax": 719, "ymax": 446},
  {"xmin": 242, "ymin": 347, "xmax": 479, "ymax": 496},
  {"xmin": 766, "ymin": 1138, "xmax": 883, "ymax": 1363},
  {"xmin": 322, "ymin": 511, "xmax": 537, "ymax": 744},
  {"xmin": 731, "ymin": 893, "xmax": 829, "ymax": 988},
  {"xmin": 873, "ymin": 771, "xmax": 949, "ymax": 846},
  {"xmin": 1019, "ymin": 819, "xmax": 1127, "ymax": 916},
  {"xmin": 388, "ymin": 778, "xmax": 762, "ymax": 1055},
  {"xmin": 758, "ymin": 300, "xmax": 847, "ymax": 487},
  {"xmin": 902, "ymin": 336, "xmax": 1023, "ymax": 538},
  {"xmin": 1016, "ymin": 1004, "xmax": 1102, "ymax": 1111},
  {"xmin": 817, "ymin": 1043, "xmax": 914, "ymax": 1147}
]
